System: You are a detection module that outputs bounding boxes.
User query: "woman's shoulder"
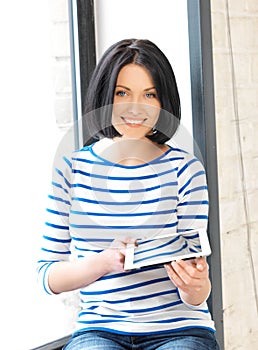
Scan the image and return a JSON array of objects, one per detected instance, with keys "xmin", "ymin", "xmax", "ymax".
[
  {"xmin": 76, "ymin": 138, "xmax": 109, "ymax": 153},
  {"xmin": 72, "ymin": 140, "xmax": 99, "ymax": 157},
  {"xmin": 166, "ymin": 143, "xmax": 198, "ymax": 161},
  {"xmin": 69, "ymin": 138, "xmax": 111, "ymax": 167},
  {"xmin": 165, "ymin": 144, "xmax": 205, "ymax": 174}
]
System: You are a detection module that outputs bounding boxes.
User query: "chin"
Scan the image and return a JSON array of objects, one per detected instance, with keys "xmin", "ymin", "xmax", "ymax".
[{"xmin": 114, "ymin": 126, "xmax": 152, "ymax": 140}]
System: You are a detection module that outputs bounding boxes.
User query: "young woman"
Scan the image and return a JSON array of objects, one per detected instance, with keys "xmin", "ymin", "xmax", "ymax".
[{"xmin": 38, "ymin": 39, "xmax": 219, "ymax": 349}]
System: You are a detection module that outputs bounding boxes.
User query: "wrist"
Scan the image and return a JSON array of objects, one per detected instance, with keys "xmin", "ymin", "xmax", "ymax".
[
  {"xmin": 99, "ymin": 249, "xmax": 116, "ymax": 274},
  {"xmin": 178, "ymin": 279, "xmax": 211, "ymax": 306}
]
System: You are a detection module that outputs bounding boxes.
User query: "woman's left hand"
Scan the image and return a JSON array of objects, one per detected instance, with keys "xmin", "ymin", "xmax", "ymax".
[{"xmin": 164, "ymin": 257, "xmax": 211, "ymax": 306}]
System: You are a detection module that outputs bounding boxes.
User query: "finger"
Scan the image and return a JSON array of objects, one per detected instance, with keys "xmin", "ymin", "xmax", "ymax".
[
  {"xmin": 119, "ymin": 247, "xmax": 126, "ymax": 256},
  {"xmin": 164, "ymin": 264, "xmax": 182, "ymax": 287},
  {"xmin": 123, "ymin": 236, "xmax": 138, "ymax": 246},
  {"xmin": 177, "ymin": 259, "xmax": 206, "ymax": 277},
  {"xmin": 120, "ymin": 237, "xmax": 138, "ymax": 255},
  {"xmin": 196, "ymin": 262, "xmax": 204, "ymax": 272},
  {"xmin": 171, "ymin": 260, "xmax": 194, "ymax": 285},
  {"xmin": 195, "ymin": 257, "xmax": 207, "ymax": 272},
  {"xmin": 110, "ymin": 237, "xmax": 136, "ymax": 249}
]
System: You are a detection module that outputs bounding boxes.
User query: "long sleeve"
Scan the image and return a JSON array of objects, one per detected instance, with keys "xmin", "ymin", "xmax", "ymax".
[
  {"xmin": 37, "ymin": 155, "xmax": 72, "ymax": 295},
  {"xmin": 176, "ymin": 154, "xmax": 209, "ymax": 233}
]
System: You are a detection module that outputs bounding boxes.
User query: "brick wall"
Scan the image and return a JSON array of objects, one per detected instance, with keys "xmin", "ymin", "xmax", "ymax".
[
  {"xmin": 211, "ymin": 0, "xmax": 258, "ymax": 349},
  {"xmin": 49, "ymin": 0, "xmax": 73, "ymax": 129}
]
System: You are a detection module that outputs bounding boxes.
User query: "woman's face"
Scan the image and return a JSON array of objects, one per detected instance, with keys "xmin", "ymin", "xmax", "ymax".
[{"xmin": 112, "ymin": 63, "xmax": 161, "ymax": 140}]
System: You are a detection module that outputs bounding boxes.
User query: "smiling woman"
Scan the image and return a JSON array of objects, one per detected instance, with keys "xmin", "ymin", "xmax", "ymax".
[
  {"xmin": 31, "ymin": 0, "xmax": 223, "ymax": 349},
  {"xmin": 37, "ymin": 38, "xmax": 219, "ymax": 350}
]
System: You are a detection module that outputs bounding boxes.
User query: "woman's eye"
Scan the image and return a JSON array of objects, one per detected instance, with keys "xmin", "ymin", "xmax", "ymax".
[
  {"xmin": 116, "ymin": 91, "xmax": 127, "ymax": 97},
  {"xmin": 146, "ymin": 93, "xmax": 156, "ymax": 99}
]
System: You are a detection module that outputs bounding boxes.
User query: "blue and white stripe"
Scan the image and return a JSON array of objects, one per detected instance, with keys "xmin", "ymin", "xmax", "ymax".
[{"xmin": 37, "ymin": 138, "xmax": 214, "ymax": 335}]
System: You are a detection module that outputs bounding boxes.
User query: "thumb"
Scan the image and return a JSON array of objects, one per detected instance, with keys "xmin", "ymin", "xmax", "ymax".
[
  {"xmin": 120, "ymin": 237, "xmax": 138, "ymax": 256},
  {"xmin": 195, "ymin": 257, "xmax": 205, "ymax": 271},
  {"xmin": 123, "ymin": 236, "xmax": 138, "ymax": 246}
]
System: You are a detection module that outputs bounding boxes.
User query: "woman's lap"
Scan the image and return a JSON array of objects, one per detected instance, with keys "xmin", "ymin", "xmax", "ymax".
[
  {"xmin": 63, "ymin": 330, "xmax": 126, "ymax": 350},
  {"xmin": 63, "ymin": 328, "xmax": 219, "ymax": 350}
]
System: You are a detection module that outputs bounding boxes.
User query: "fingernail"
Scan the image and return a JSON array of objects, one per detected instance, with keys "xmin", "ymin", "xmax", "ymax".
[{"xmin": 197, "ymin": 264, "xmax": 204, "ymax": 271}]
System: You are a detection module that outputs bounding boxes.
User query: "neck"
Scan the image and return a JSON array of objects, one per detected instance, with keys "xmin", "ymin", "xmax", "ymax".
[{"xmin": 95, "ymin": 137, "xmax": 169, "ymax": 165}]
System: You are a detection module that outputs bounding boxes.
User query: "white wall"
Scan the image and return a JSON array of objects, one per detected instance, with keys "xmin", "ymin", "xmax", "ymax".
[{"xmin": 0, "ymin": 1, "xmax": 75, "ymax": 349}]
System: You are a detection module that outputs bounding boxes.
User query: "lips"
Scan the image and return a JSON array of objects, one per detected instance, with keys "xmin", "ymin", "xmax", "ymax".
[{"xmin": 121, "ymin": 116, "xmax": 147, "ymax": 127}]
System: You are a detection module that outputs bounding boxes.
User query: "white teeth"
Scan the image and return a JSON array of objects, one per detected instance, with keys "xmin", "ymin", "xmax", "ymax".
[{"xmin": 123, "ymin": 117, "xmax": 144, "ymax": 124}]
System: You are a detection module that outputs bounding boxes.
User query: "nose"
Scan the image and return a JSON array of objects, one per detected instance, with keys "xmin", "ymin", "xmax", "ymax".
[{"xmin": 127, "ymin": 102, "xmax": 143, "ymax": 116}]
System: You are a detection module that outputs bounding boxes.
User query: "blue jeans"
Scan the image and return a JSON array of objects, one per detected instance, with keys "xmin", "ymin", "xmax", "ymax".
[{"xmin": 63, "ymin": 328, "xmax": 220, "ymax": 349}]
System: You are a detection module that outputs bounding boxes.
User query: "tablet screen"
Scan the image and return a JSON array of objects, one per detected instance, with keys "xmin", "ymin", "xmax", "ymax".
[{"xmin": 124, "ymin": 228, "xmax": 211, "ymax": 270}]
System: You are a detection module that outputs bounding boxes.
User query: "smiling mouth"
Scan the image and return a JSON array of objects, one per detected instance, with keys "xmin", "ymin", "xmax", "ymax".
[{"xmin": 121, "ymin": 116, "xmax": 147, "ymax": 127}]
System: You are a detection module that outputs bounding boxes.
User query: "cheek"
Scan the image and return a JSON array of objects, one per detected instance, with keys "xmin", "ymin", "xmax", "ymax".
[
  {"xmin": 145, "ymin": 107, "xmax": 160, "ymax": 127},
  {"xmin": 112, "ymin": 105, "xmax": 124, "ymax": 129},
  {"xmin": 151, "ymin": 110, "xmax": 160, "ymax": 125},
  {"xmin": 112, "ymin": 103, "xmax": 125, "ymax": 118}
]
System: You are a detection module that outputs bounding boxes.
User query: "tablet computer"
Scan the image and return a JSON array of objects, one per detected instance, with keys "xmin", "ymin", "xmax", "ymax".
[{"xmin": 124, "ymin": 228, "xmax": 211, "ymax": 270}]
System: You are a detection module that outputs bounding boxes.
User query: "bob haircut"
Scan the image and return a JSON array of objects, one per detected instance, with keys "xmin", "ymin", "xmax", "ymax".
[{"xmin": 83, "ymin": 38, "xmax": 181, "ymax": 146}]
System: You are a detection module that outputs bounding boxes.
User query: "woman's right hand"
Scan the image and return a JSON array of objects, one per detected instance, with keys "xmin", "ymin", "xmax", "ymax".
[
  {"xmin": 48, "ymin": 237, "xmax": 137, "ymax": 294},
  {"xmin": 101, "ymin": 237, "xmax": 136, "ymax": 273}
]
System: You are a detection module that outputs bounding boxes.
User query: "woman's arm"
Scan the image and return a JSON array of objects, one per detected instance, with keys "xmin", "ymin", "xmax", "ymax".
[
  {"xmin": 165, "ymin": 153, "xmax": 211, "ymax": 306},
  {"xmin": 48, "ymin": 245, "xmax": 127, "ymax": 294}
]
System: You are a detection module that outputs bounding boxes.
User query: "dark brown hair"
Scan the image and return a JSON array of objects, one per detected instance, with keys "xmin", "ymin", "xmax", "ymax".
[{"xmin": 83, "ymin": 39, "xmax": 181, "ymax": 146}]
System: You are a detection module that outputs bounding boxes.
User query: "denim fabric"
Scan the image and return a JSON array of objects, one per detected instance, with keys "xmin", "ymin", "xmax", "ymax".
[{"xmin": 63, "ymin": 328, "xmax": 220, "ymax": 350}]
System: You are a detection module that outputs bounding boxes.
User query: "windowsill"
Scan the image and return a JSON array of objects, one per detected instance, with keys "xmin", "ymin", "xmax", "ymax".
[{"xmin": 31, "ymin": 335, "xmax": 71, "ymax": 350}]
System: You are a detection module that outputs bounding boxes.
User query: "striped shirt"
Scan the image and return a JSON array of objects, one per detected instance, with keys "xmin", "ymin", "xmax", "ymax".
[{"xmin": 37, "ymin": 138, "xmax": 215, "ymax": 335}]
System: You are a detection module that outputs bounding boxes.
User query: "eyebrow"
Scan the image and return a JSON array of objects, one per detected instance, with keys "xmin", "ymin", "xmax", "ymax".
[{"xmin": 115, "ymin": 84, "xmax": 156, "ymax": 91}]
